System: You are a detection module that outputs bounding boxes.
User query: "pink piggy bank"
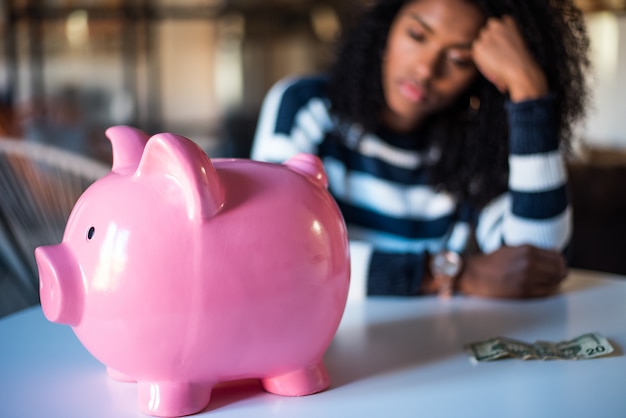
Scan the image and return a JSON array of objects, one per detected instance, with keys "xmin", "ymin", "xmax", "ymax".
[{"xmin": 35, "ymin": 126, "xmax": 350, "ymax": 417}]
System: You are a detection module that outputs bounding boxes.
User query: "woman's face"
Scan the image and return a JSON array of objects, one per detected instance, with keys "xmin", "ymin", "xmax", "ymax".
[{"xmin": 381, "ymin": 0, "xmax": 485, "ymax": 132}]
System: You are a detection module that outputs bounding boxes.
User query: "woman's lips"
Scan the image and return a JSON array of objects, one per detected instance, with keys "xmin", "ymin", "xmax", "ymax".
[{"xmin": 398, "ymin": 81, "xmax": 428, "ymax": 103}]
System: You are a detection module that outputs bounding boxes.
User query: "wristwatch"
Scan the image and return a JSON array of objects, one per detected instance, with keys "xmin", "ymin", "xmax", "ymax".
[{"xmin": 429, "ymin": 250, "xmax": 463, "ymax": 299}]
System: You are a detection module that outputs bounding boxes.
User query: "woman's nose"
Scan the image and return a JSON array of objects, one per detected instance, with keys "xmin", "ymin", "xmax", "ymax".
[{"xmin": 413, "ymin": 49, "xmax": 442, "ymax": 81}]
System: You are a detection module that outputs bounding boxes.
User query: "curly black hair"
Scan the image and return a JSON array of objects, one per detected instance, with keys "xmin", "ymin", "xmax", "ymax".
[{"xmin": 327, "ymin": 0, "xmax": 590, "ymax": 207}]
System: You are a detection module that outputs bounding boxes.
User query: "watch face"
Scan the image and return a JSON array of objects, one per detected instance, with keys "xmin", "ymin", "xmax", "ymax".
[
  {"xmin": 431, "ymin": 251, "xmax": 462, "ymax": 299},
  {"xmin": 432, "ymin": 251, "xmax": 462, "ymax": 278}
]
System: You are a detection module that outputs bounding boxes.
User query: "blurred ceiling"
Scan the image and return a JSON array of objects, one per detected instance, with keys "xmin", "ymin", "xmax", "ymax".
[
  {"xmin": 223, "ymin": 0, "xmax": 625, "ymax": 14},
  {"xmin": 575, "ymin": 0, "xmax": 626, "ymax": 12},
  {"xmin": 6, "ymin": 0, "xmax": 625, "ymax": 16}
]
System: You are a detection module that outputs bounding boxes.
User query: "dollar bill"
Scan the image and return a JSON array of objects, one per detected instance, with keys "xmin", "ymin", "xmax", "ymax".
[{"xmin": 464, "ymin": 333, "xmax": 614, "ymax": 363}]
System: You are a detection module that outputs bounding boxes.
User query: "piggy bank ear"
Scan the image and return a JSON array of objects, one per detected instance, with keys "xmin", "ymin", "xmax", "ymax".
[
  {"xmin": 136, "ymin": 133, "xmax": 225, "ymax": 221},
  {"xmin": 106, "ymin": 125, "xmax": 150, "ymax": 174}
]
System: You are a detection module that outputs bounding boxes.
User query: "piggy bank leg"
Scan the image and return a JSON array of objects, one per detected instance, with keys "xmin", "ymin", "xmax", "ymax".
[
  {"xmin": 106, "ymin": 367, "xmax": 135, "ymax": 382},
  {"xmin": 261, "ymin": 362, "xmax": 330, "ymax": 396},
  {"xmin": 137, "ymin": 381, "xmax": 213, "ymax": 417}
]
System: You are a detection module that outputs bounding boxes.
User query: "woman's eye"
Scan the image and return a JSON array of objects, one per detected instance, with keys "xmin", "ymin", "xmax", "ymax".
[
  {"xmin": 448, "ymin": 56, "xmax": 473, "ymax": 69},
  {"xmin": 408, "ymin": 30, "xmax": 425, "ymax": 42}
]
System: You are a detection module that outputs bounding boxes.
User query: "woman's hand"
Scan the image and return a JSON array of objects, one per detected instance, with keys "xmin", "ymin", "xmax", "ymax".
[
  {"xmin": 458, "ymin": 245, "xmax": 567, "ymax": 299},
  {"xmin": 472, "ymin": 16, "xmax": 548, "ymax": 102}
]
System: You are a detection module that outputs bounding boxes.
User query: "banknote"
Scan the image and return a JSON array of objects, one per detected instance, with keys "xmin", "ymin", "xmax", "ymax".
[{"xmin": 464, "ymin": 333, "xmax": 614, "ymax": 363}]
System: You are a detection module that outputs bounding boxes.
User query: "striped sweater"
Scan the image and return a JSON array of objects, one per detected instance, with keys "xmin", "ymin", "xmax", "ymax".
[{"xmin": 251, "ymin": 76, "xmax": 571, "ymax": 298}]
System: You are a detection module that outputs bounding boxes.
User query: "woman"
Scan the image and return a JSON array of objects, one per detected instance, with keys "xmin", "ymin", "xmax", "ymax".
[{"xmin": 251, "ymin": 0, "xmax": 590, "ymax": 299}]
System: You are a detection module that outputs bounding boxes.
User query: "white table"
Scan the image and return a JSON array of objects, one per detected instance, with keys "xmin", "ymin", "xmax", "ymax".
[{"xmin": 1, "ymin": 269, "xmax": 625, "ymax": 418}]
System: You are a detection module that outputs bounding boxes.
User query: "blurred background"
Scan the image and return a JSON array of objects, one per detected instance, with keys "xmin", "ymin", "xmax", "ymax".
[
  {"xmin": 1, "ymin": 0, "xmax": 626, "ymax": 317},
  {"xmin": 0, "ymin": 0, "xmax": 361, "ymax": 161}
]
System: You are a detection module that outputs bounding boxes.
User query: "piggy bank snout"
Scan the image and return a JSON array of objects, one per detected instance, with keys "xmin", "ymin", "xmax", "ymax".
[{"xmin": 35, "ymin": 245, "xmax": 83, "ymax": 326}]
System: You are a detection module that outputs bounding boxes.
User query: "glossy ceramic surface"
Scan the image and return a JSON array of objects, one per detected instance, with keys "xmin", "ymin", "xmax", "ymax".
[{"xmin": 35, "ymin": 126, "xmax": 350, "ymax": 417}]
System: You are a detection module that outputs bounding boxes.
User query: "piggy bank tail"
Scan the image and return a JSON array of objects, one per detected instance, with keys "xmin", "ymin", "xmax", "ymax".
[{"xmin": 284, "ymin": 154, "xmax": 328, "ymax": 189}]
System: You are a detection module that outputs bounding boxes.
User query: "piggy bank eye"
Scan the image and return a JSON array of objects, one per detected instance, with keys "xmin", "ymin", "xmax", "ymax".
[{"xmin": 87, "ymin": 226, "xmax": 95, "ymax": 240}]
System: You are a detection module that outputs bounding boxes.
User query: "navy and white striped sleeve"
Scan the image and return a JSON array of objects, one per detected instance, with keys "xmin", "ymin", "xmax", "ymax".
[
  {"xmin": 476, "ymin": 96, "xmax": 571, "ymax": 252},
  {"xmin": 251, "ymin": 76, "xmax": 332, "ymax": 163}
]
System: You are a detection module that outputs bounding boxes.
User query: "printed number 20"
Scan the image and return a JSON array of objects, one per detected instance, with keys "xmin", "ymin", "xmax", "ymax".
[{"xmin": 586, "ymin": 345, "xmax": 606, "ymax": 355}]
